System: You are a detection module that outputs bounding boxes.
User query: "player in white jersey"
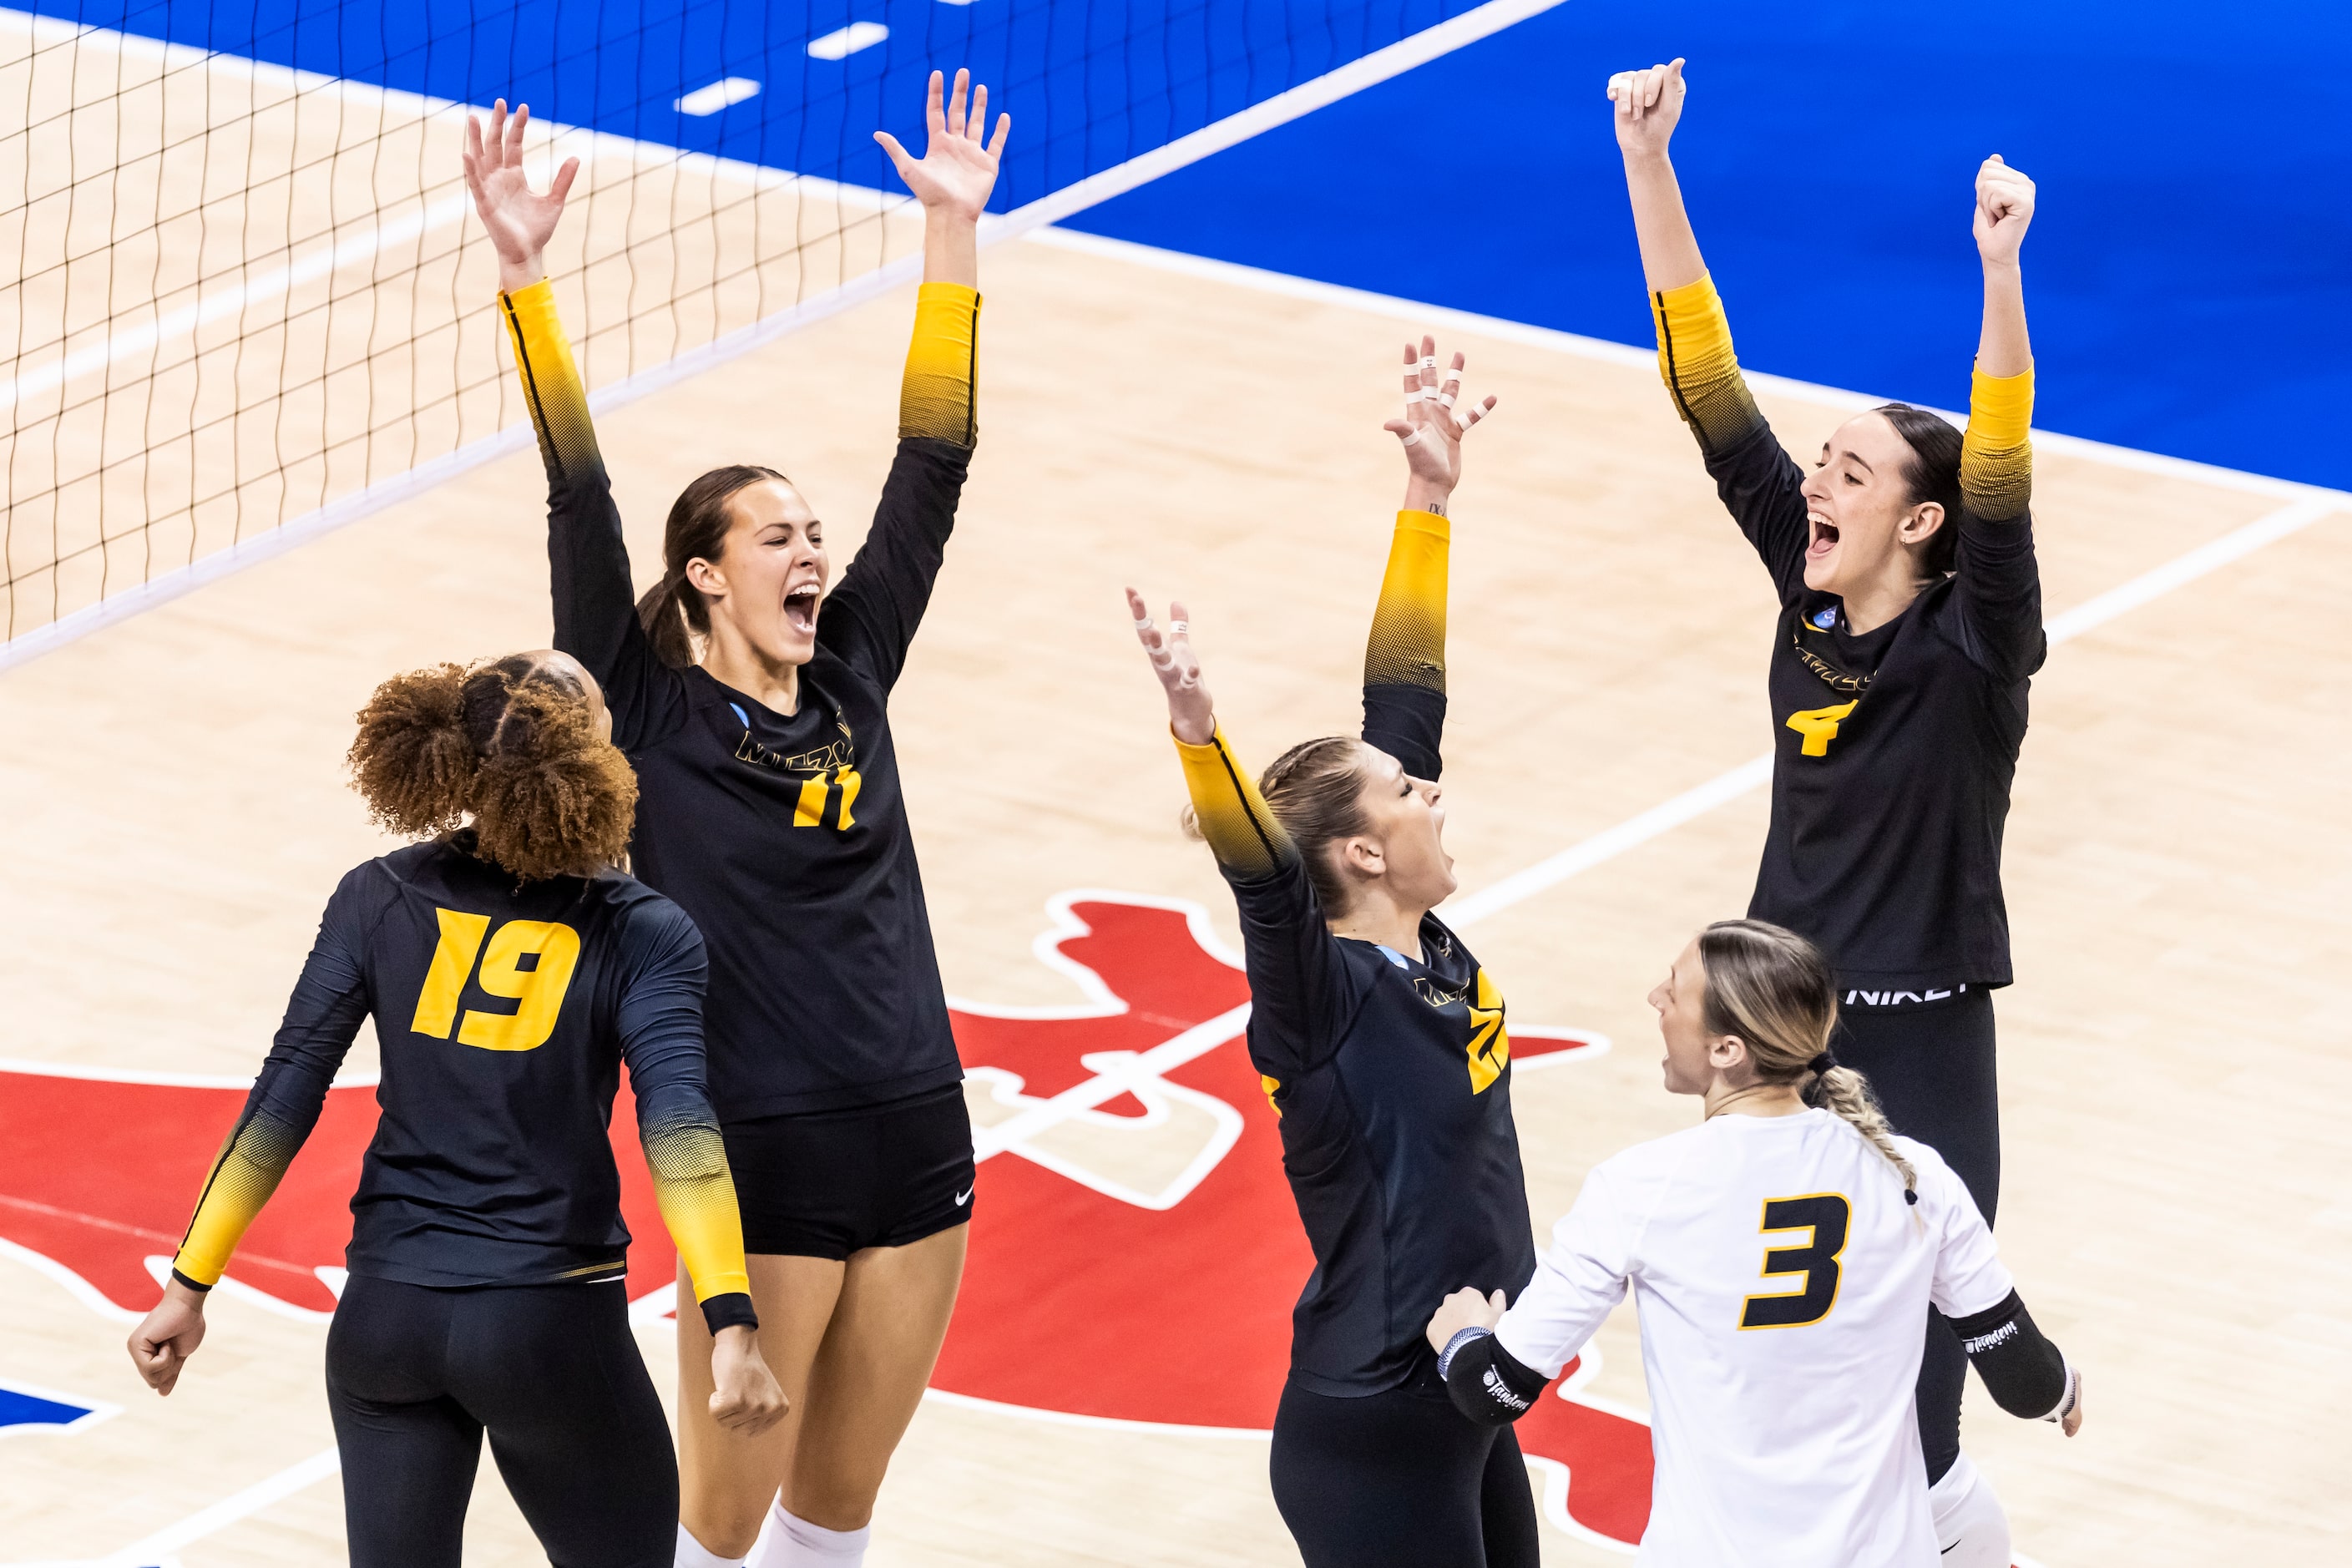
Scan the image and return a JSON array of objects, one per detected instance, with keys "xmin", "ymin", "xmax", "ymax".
[{"xmin": 1427, "ymin": 919, "xmax": 2082, "ymax": 1567}]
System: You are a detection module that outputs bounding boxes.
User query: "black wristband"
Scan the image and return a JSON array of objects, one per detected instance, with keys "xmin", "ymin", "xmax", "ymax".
[
  {"xmin": 699, "ymin": 1291, "xmax": 760, "ymax": 1336},
  {"xmin": 1440, "ymin": 1329, "xmax": 1551, "ymax": 1428},
  {"xmin": 169, "ymin": 1268, "xmax": 214, "ymax": 1294}
]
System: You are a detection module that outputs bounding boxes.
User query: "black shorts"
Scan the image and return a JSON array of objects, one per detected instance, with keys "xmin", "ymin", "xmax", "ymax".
[
  {"xmin": 722, "ymin": 1082, "xmax": 976, "ymax": 1259},
  {"xmin": 326, "ymin": 1275, "xmax": 673, "ymax": 1568}
]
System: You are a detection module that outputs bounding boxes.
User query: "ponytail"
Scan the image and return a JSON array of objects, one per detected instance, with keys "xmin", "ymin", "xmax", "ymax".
[
  {"xmin": 640, "ymin": 463, "xmax": 792, "ymax": 668},
  {"xmin": 1874, "ymin": 402, "xmax": 1964, "ymax": 579},
  {"xmin": 1695, "ymin": 918, "xmax": 1917, "ymax": 1201},
  {"xmin": 346, "ymin": 652, "xmax": 636, "ymax": 882}
]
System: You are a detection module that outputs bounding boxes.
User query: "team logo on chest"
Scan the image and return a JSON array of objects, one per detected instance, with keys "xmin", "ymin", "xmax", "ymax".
[
  {"xmin": 730, "ymin": 709, "xmax": 863, "ymax": 830},
  {"xmin": 1414, "ymin": 967, "xmax": 1512, "ymax": 1093}
]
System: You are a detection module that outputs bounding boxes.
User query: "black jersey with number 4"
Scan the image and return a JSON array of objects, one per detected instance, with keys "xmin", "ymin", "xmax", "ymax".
[
  {"xmin": 1653, "ymin": 276, "xmax": 2044, "ymax": 999},
  {"xmin": 1176, "ymin": 512, "xmax": 1535, "ymax": 1396},
  {"xmin": 169, "ymin": 835, "xmax": 755, "ymax": 1329},
  {"xmin": 505, "ymin": 280, "xmax": 979, "ymax": 1118}
]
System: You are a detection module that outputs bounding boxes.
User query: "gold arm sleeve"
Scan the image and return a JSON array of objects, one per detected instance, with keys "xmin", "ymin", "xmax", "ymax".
[
  {"xmin": 171, "ymin": 1108, "xmax": 306, "ymax": 1288},
  {"xmin": 1177, "ymin": 726, "xmax": 1294, "ymax": 881},
  {"xmin": 900, "ymin": 281, "xmax": 981, "ymax": 446},
  {"xmin": 500, "ymin": 279, "xmax": 603, "ymax": 482},
  {"xmin": 1363, "ymin": 509, "xmax": 1449, "ymax": 691},
  {"xmin": 641, "ymin": 1110, "xmax": 753, "ymax": 1303},
  {"xmin": 1960, "ymin": 365, "xmax": 2035, "ymax": 521},
  {"xmin": 1651, "ymin": 274, "xmax": 1766, "ymax": 453}
]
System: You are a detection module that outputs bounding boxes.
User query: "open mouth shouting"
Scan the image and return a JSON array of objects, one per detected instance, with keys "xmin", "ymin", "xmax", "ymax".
[
  {"xmin": 1806, "ymin": 511, "xmax": 1841, "ymax": 564},
  {"xmin": 784, "ymin": 582, "xmax": 820, "ymax": 636}
]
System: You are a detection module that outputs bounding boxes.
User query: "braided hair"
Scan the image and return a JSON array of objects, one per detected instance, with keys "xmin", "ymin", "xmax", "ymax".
[{"xmin": 1696, "ymin": 918, "xmax": 1917, "ymax": 1200}]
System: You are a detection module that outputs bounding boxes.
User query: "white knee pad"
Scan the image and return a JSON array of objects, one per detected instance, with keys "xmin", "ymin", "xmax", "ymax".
[
  {"xmin": 675, "ymin": 1520, "xmax": 750, "ymax": 1568},
  {"xmin": 1929, "ymin": 1452, "xmax": 2014, "ymax": 1568}
]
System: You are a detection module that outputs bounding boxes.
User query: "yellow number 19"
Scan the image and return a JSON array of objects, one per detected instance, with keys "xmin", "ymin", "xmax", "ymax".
[{"xmin": 408, "ymin": 908, "xmax": 583, "ymax": 1053}]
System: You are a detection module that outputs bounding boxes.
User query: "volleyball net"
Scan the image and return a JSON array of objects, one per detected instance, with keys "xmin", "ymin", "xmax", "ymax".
[{"xmin": 0, "ymin": 0, "xmax": 1538, "ymax": 657}]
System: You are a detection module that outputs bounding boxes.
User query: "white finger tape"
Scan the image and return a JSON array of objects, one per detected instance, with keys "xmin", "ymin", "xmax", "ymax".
[
  {"xmin": 1134, "ymin": 616, "xmax": 1154, "ymax": 631},
  {"xmin": 1436, "ymin": 391, "xmax": 1457, "ymax": 407},
  {"xmin": 1151, "ymin": 649, "xmax": 1177, "ymax": 670},
  {"xmin": 1169, "ymin": 620, "xmax": 1189, "ymax": 635},
  {"xmin": 1398, "ymin": 427, "xmax": 1424, "ymax": 448},
  {"xmin": 1404, "ymin": 387, "xmax": 1424, "ymax": 403},
  {"xmin": 1420, "ymin": 356, "xmax": 1439, "ymax": 373}
]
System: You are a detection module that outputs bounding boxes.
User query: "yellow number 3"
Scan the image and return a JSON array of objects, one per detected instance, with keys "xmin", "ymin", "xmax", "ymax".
[
  {"xmin": 409, "ymin": 909, "xmax": 584, "ymax": 1052},
  {"xmin": 1785, "ymin": 700, "xmax": 1859, "ymax": 758}
]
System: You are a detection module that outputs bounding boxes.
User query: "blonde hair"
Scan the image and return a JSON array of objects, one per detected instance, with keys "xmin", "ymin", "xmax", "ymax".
[
  {"xmin": 1696, "ymin": 918, "xmax": 1917, "ymax": 1199},
  {"xmin": 1181, "ymin": 736, "xmax": 1373, "ymax": 914}
]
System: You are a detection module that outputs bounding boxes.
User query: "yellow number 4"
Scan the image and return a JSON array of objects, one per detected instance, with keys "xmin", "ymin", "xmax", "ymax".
[
  {"xmin": 1785, "ymin": 700, "xmax": 1859, "ymax": 757},
  {"xmin": 408, "ymin": 908, "xmax": 584, "ymax": 1052}
]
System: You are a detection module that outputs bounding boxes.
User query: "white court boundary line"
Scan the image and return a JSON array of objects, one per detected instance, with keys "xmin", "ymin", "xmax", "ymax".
[{"xmin": 0, "ymin": 0, "xmax": 1575, "ymax": 673}]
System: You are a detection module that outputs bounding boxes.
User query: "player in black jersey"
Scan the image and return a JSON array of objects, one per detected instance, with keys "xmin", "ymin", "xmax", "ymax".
[
  {"xmin": 1608, "ymin": 58, "xmax": 2043, "ymax": 1567},
  {"xmin": 463, "ymin": 76, "xmax": 1009, "ymax": 1568},
  {"xmin": 125, "ymin": 650, "xmax": 785, "ymax": 1568},
  {"xmin": 1128, "ymin": 343, "xmax": 1533, "ymax": 1568}
]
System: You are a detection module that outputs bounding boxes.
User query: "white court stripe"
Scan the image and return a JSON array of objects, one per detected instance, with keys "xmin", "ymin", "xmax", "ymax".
[
  {"xmin": 0, "ymin": 195, "xmax": 473, "ymax": 417},
  {"xmin": 92, "ymin": 1447, "xmax": 339, "ymax": 1566},
  {"xmin": 970, "ymin": 490, "xmax": 2342, "ymax": 1156},
  {"xmin": 1023, "ymin": 226, "xmax": 2349, "ymax": 509}
]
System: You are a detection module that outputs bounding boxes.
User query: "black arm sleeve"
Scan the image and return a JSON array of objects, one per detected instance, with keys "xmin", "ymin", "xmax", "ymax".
[
  {"xmin": 1706, "ymin": 425, "xmax": 1814, "ymax": 608},
  {"xmin": 170, "ymin": 867, "xmax": 382, "ymax": 1289},
  {"xmin": 1439, "ymin": 1329, "xmax": 1553, "ymax": 1428},
  {"xmin": 817, "ymin": 438, "xmax": 971, "ymax": 691},
  {"xmin": 1950, "ymin": 1288, "xmax": 2071, "ymax": 1419},
  {"xmin": 615, "ymin": 903, "xmax": 756, "ymax": 1335},
  {"xmin": 1945, "ymin": 509, "xmax": 2047, "ymax": 684},
  {"xmin": 502, "ymin": 282, "xmax": 691, "ymax": 752}
]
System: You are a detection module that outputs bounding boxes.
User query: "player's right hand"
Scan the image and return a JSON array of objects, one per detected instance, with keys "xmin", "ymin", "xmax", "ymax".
[
  {"xmin": 127, "ymin": 1279, "xmax": 209, "ymax": 1396},
  {"xmin": 1607, "ymin": 58, "xmax": 1687, "ymax": 158},
  {"xmin": 1126, "ymin": 590, "xmax": 1216, "ymax": 746},
  {"xmin": 709, "ymin": 1324, "xmax": 790, "ymax": 1436},
  {"xmin": 1424, "ymin": 1286, "xmax": 1508, "ymax": 1353}
]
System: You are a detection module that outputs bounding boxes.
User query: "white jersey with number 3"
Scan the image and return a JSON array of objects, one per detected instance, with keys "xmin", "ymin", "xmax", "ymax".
[{"xmin": 1495, "ymin": 1107, "xmax": 2011, "ymax": 1566}]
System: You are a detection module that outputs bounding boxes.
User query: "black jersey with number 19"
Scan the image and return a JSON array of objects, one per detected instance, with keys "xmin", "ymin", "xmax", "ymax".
[{"xmin": 1653, "ymin": 276, "xmax": 2044, "ymax": 1001}]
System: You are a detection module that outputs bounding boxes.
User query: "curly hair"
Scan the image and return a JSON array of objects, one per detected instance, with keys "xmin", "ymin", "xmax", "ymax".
[{"xmin": 346, "ymin": 652, "xmax": 637, "ymax": 882}]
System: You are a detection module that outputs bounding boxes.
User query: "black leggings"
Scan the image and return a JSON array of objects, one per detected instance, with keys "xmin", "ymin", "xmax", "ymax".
[
  {"xmin": 325, "ymin": 1275, "xmax": 676, "ymax": 1568},
  {"xmin": 1832, "ymin": 989, "xmax": 2000, "ymax": 1487},
  {"xmin": 1270, "ymin": 1368, "xmax": 1540, "ymax": 1568}
]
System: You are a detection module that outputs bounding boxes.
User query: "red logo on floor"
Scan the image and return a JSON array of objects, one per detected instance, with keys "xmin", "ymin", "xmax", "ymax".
[{"xmin": 0, "ymin": 893, "xmax": 1651, "ymax": 1549}]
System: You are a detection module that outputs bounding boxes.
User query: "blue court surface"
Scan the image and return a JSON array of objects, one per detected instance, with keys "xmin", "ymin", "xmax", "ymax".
[{"xmin": 36, "ymin": 0, "xmax": 2352, "ymax": 488}]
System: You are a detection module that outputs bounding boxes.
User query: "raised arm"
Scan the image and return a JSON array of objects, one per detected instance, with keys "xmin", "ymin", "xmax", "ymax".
[
  {"xmin": 1363, "ymin": 339, "xmax": 1495, "ymax": 781},
  {"xmin": 128, "ymin": 872, "xmax": 377, "ymax": 1394},
  {"xmin": 819, "ymin": 71, "xmax": 1009, "ymax": 689},
  {"xmin": 464, "ymin": 101, "xmax": 685, "ymax": 749},
  {"xmin": 614, "ymin": 903, "xmax": 787, "ymax": 1436},
  {"xmin": 1126, "ymin": 594, "xmax": 1357, "ymax": 1075},
  {"xmin": 1611, "ymin": 61, "xmax": 1809, "ymax": 598},
  {"xmin": 1950, "ymin": 157, "xmax": 2046, "ymax": 681}
]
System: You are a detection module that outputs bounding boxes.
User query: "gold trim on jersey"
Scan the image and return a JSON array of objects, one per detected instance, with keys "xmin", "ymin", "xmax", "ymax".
[{"xmin": 1737, "ymin": 1191, "xmax": 1852, "ymax": 1330}]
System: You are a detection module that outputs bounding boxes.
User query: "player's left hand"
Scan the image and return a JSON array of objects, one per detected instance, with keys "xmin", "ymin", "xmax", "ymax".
[
  {"xmin": 2061, "ymin": 1369, "xmax": 2085, "ymax": 1437},
  {"xmin": 875, "ymin": 69, "xmax": 1010, "ymax": 224},
  {"xmin": 127, "ymin": 1278, "xmax": 209, "ymax": 1395},
  {"xmin": 709, "ymin": 1324, "xmax": 790, "ymax": 1436},
  {"xmin": 1973, "ymin": 154, "xmax": 2035, "ymax": 266},
  {"xmin": 1384, "ymin": 336, "xmax": 1496, "ymax": 510},
  {"xmin": 1424, "ymin": 1286, "xmax": 1508, "ymax": 1353},
  {"xmin": 1125, "ymin": 590, "xmax": 1215, "ymax": 746}
]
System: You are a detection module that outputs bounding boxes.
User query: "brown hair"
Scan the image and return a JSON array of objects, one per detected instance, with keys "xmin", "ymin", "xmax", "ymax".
[
  {"xmin": 1696, "ymin": 918, "xmax": 1917, "ymax": 1198},
  {"xmin": 1873, "ymin": 402, "xmax": 1963, "ymax": 579},
  {"xmin": 1257, "ymin": 736, "xmax": 1374, "ymax": 914},
  {"xmin": 346, "ymin": 653, "xmax": 637, "ymax": 882},
  {"xmin": 635, "ymin": 464, "xmax": 792, "ymax": 668}
]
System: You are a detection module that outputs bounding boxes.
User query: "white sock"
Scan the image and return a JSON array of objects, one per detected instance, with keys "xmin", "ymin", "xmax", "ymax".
[
  {"xmin": 675, "ymin": 1520, "xmax": 750, "ymax": 1568},
  {"xmin": 1928, "ymin": 1451, "xmax": 2013, "ymax": 1568},
  {"xmin": 746, "ymin": 1501, "xmax": 870, "ymax": 1566}
]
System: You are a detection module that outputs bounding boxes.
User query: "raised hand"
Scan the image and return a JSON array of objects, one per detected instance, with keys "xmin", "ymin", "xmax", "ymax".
[
  {"xmin": 1125, "ymin": 589, "xmax": 1214, "ymax": 746},
  {"xmin": 1973, "ymin": 154, "xmax": 2036, "ymax": 266},
  {"xmin": 1607, "ymin": 58, "xmax": 1687, "ymax": 159},
  {"xmin": 462, "ymin": 99, "xmax": 579, "ymax": 293},
  {"xmin": 875, "ymin": 69, "xmax": 1011, "ymax": 225},
  {"xmin": 1383, "ymin": 336, "xmax": 1496, "ymax": 513}
]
